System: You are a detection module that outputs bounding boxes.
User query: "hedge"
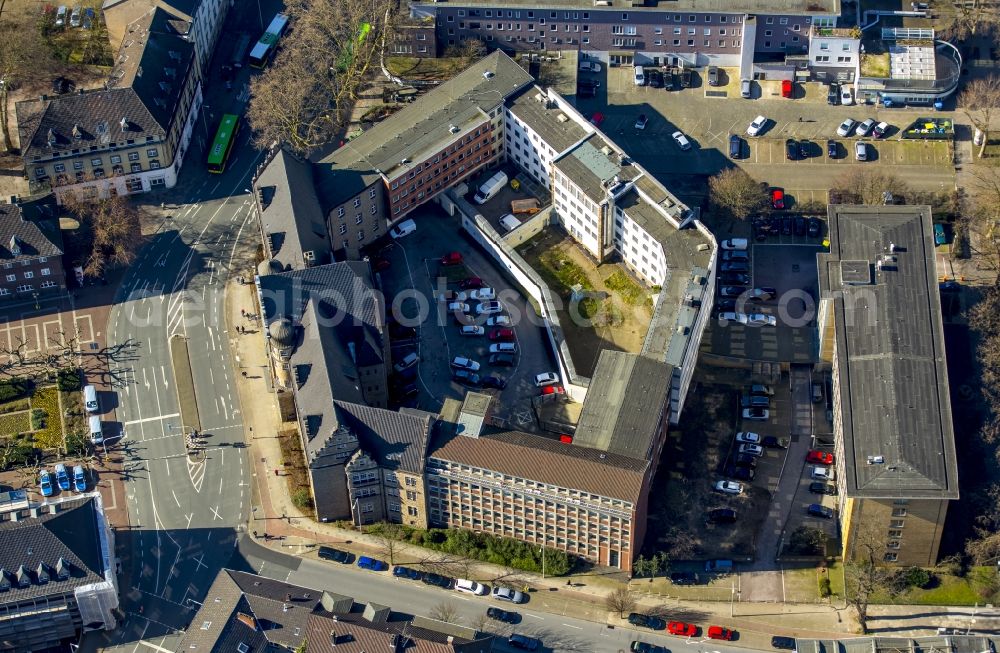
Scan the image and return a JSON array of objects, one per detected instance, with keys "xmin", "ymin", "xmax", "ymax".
[{"xmin": 0, "ymin": 378, "xmax": 31, "ymax": 403}]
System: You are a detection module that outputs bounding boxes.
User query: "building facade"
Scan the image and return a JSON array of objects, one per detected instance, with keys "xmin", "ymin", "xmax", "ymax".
[
  {"xmin": 390, "ymin": 16, "xmax": 438, "ymax": 57},
  {"xmin": 18, "ymin": 7, "xmax": 201, "ymax": 203},
  {"xmin": 807, "ymin": 27, "xmax": 859, "ymax": 83},
  {"xmin": 0, "ymin": 198, "xmax": 66, "ymax": 301}
]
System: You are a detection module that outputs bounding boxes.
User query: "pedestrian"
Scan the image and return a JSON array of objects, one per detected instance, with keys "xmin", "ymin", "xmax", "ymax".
[
  {"xmin": 241, "ymin": 309, "xmax": 246, "ymax": 317},
  {"xmin": 242, "ymin": 371, "xmax": 248, "ymax": 378},
  {"xmin": 274, "ymin": 468, "xmax": 279, "ymax": 477}
]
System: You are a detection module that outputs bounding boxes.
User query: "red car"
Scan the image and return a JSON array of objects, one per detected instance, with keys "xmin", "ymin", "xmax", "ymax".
[
  {"xmin": 781, "ymin": 79, "xmax": 793, "ymax": 98},
  {"xmin": 590, "ymin": 112, "xmax": 605, "ymax": 127},
  {"xmin": 770, "ymin": 188, "xmax": 785, "ymax": 210},
  {"xmin": 459, "ymin": 277, "xmax": 484, "ymax": 290},
  {"xmin": 707, "ymin": 626, "xmax": 735, "ymax": 641},
  {"xmin": 373, "ymin": 257, "xmax": 391, "ymax": 271},
  {"xmin": 667, "ymin": 622, "xmax": 697, "ymax": 637},
  {"xmin": 490, "ymin": 328, "xmax": 515, "ymax": 341},
  {"xmin": 440, "ymin": 252, "xmax": 463, "ymax": 266},
  {"xmin": 541, "ymin": 385, "xmax": 565, "ymax": 396},
  {"xmin": 806, "ymin": 450, "xmax": 834, "ymax": 465}
]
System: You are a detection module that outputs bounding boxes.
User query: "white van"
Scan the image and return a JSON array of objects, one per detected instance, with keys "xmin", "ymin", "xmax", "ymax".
[
  {"xmin": 499, "ymin": 213, "xmax": 522, "ymax": 233},
  {"xmin": 55, "ymin": 6, "xmax": 68, "ymax": 26},
  {"xmin": 633, "ymin": 66, "xmax": 646, "ymax": 86},
  {"xmin": 473, "ymin": 171, "xmax": 508, "ymax": 205},
  {"xmin": 83, "ymin": 384, "xmax": 99, "ymax": 413},
  {"xmin": 89, "ymin": 415, "xmax": 104, "ymax": 444}
]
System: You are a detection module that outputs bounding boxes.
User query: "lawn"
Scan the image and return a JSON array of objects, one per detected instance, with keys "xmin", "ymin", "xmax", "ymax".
[
  {"xmin": 0, "ymin": 411, "xmax": 31, "ymax": 436},
  {"xmin": 30, "ymin": 387, "xmax": 64, "ymax": 450},
  {"xmin": 386, "ymin": 56, "xmax": 470, "ymax": 81},
  {"xmin": 872, "ymin": 568, "xmax": 998, "ymax": 606},
  {"xmin": 536, "ymin": 248, "xmax": 593, "ymax": 293},
  {"xmin": 605, "ymin": 270, "xmax": 645, "ymax": 306}
]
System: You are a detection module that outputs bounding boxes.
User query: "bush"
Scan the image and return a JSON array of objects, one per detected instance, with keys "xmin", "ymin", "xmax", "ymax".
[
  {"xmin": 818, "ymin": 575, "xmax": 832, "ymax": 597},
  {"xmin": 0, "ymin": 379, "xmax": 31, "ymax": 403},
  {"xmin": 786, "ymin": 526, "xmax": 827, "ymax": 556},
  {"xmin": 57, "ymin": 369, "xmax": 81, "ymax": 391},
  {"xmin": 30, "ymin": 409, "xmax": 47, "ymax": 431},
  {"xmin": 903, "ymin": 566, "xmax": 933, "ymax": 589},
  {"xmin": 291, "ymin": 489, "xmax": 313, "ymax": 509}
]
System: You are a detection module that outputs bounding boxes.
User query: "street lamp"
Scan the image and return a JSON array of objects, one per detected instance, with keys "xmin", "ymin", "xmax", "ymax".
[{"xmin": 32, "ymin": 292, "xmax": 39, "ymax": 310}]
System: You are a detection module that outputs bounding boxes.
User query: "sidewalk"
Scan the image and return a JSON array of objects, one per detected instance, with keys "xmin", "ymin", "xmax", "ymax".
[{"xmin": 223, "ymin": 276, "xmax": 999, "ymax": 647}]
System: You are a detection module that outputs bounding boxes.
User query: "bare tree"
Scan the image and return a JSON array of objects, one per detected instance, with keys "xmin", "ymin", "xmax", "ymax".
[
  {"xmin": 937, "ymin": 0, "xmax": 1000, "ymax": 42},
  {"xmin": 844, "ymin": 521, "xmax": 891, "ymax": 634},
  {"xmin": 372, "ymin": 522, "xmax": 406, "ymax": 565},
  {"xmin": 964, "ymin": 166, "xmax": 1000, "ymax": 274},
  {"xmin": 830, "ymin": 167, "xmax": 909, "ymax": 206},
  {"xmin": 246, "ymin": 0, "xmax": 397, "ymax": 154},
  {"xmin": 605, "ymin": 587, "xmax": 636, "ymax": 618},
  {"xmin": 62, "ymin": 195, "xmax": 143, "ymax": 278},
  {"xmin": 707, "ymin": 168, "xmax": 769, "ymax": 223},
  {"xmin": 429, "ymin": 601, "xmax": 461, "ymax": 624},
  {"xmin": 469, "ymin": 612, "xmax": 491, "ymax": 635},
  {"xmin": 959, "ymin": 76, "xmax": 1000, "ymax": 158},
  {"xmin": 0, "ymin": 4, "xmax": 58, "ymax": 152}
]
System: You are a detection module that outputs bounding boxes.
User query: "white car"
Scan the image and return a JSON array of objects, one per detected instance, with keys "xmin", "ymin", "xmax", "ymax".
[
  {"xmin": 747, "ymin": 313, "xmax": 777, "ymax": 326},
  {"xmin": 486, "ymin": 316, "xmax": 511, "ymax": 327},
  {"xmin": 836, "ymin": 118, "xmax": 857, "ymax": 137},
  {"xmin": 840, "ymin": 86, "xmax": 854, "ymax": 106},
  {"xmin": 634, "ymin": 114, "xmax": 649, "ymax": 130},
  {"xmin": 393, "ymin": 352, "xmax": 419, "ymax": 373},
  {"xmin": 489, "ymin": 342, "xmax": 517, "ymax": 354},
  {"xmin": 719, "ymin": 312, "xmax": 748, "ymax": 325},
  {"xmin": 811, "ymin": 466, "xmax": 836, "ymax": 481},
  {"xmin": 746, "ymin": 115, "xmax": 768, "ymax": 137},
  {"xmin": 492, "ymin": 586, "xmax": 526, "ymax": 603},
  {"xmin": 439, "ymin": 291, "xmax": 468, "ymax": 302},
  {"xmin": 579, "ymin": 61, "xmax": 602, "ymax": 73},
  {"xmin": 455, "ymin": 579, "xmax": 489, "ymax": 596},
  {"xmin": 389, "ymin": 219, "xmax": 416, "ymax": 239},
  {"xmin": 451, "ymin": 356, "xmax": 481, "ymax": 372},
  {"xmin": 476, "ymin": 301, "xmax": 504, "ymax": 315},
  {"xmin": 460, "ymin": 325, "xmax": 485, "ymax": 336},
  {"xmin": 743, "ymin": 407, "xmax": 770, "ymax": 421},
  {"xmin": 534, "ymin": 372, "xmax": 559, "ymax": 387},
  {"xmin": 714, "ymin": 480, "xmax": 744, "ymax": 495},
  {"xmin": 738, "ymin": 443, "xmax": 764, "ymax": 457},
  {"xmin": 672, "ymin": 131, "xmax": 692, "ymax": 151},
  {"xmin": 856, "ymin": 118, "xmax": 876, "ymax": 137},
  {"xmin": 735, "ymin": 431, "xmax": 761, "ymax": 444},
  {"xmin": 447, "ymin": 302, "xmax": 470, "ymax": 313},
  {"xmin": 470, "ymin": 287, "xmax": 496, "ymax": 301},
  {"xmin": 720, "ymin": 238, "xmax": 748, "ymax": 251}
]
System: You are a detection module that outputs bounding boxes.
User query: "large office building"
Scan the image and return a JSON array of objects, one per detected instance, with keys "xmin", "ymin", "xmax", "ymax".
[{"xmin": 817, "ymin": 205, "xmax": 959, "ymax": 565}]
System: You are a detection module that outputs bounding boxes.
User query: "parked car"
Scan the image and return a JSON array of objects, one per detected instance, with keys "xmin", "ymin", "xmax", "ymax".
[
  {"xmin": 809, "ymin": 481, "xmax": 837, "ymax": 495},
  {"xmin": 647, "ymin": 70, "xmax": 664, "ymax": 88},
  {"xmin": 672, "ymin": 131, "xmax": 692, "ymax": 150},
  {"xmin": 934, "ymin": 223, "xmax": 947, "ymax": 246},
  {"xmin": 771, "ymin": 188, "xmax": 785, "ymax": 210},
  {"xmin": 739, "ymin": 443, "xmax": 764, "ymax": 456},
  {"xmin": 470, "ymin": 287, "xmax": 496, "ymax": 301},
  {"xmin": 356, "ymin": 556, "xmax": 387, "ymax": 571},
  {"xmin": 39, "ymin": 470, "xmax": 54, "ymax": 497},
  {"xmin": 734, "ymin": 453, "xmax": 758, "ymax": 469},
  {"xmin": 72, "ymin": 465, "xmax": 87, "ymax": 492},
  {"xmin": 828, "ymin": 83, "xmax": 839, "ymax": 105},
  {"xmin": 459, "ymin": 276, "xmax": 484, "ymax": 289},
  {"xmin": 722, "ymin": 249, "xmax": 749, "ymax": 262},
  {"xmin": 811, "ymin": 466, "xmax": 835, "ymax": 481},
  {"xmin": 720, "ymin": 261, "xmax": 749, "ymax": 272},
  {"xmin": 541, "ymin": 385, "xmax": 565, "ymax": 395},
  {"xmin": 841, "ymin": 86, "xmax": 854, "ymax": 105},
  {"xmin": 729, "ymin": 133, "xmax": 743, "ymax": 159},
  {"xmin": 741, "ymin": 78, "xmax": 752, "ymax": 98},
  {"xmin": 798, "ymin": 139, "xmax": 813, "ymax": 159},
  {"xmin": 534, "ymin": 372, "xmax": 559, "ymax": 387},
  {"xmin": 724, "ymin": 464, "xmax": 755, "ymax": 481},
  {"xmin": 808, "ymin": 217, "xmax": 822, "ymax": 238},
  {"xmin": 422, "ymin": 573, "xmax": 453, "ymax": 588},
  {"xmin": 718, "ymin": 312, "xmax": 748, "ymax": 325},
  {"xmin": 781, "ymin": 79, "xmax": 793, "ymax": 98},
  {"xmin": 318, "ymin": 546, "xmax": 351, "ymax": 563},
  {"xmin": 447, "ymin": 302, "xmax": 470, "ymax": 314},
  {"xmin": 668, "ymin": 621, "xmax": 698, "ymax": 637},
  {"xmin": 452, "ymin": 370, "xmax": 480, "ymax": 386},
  {"xmin": 719, "ymin": 272, "xmax": 750, "ymax": 286},
  {"xmin": 590, "ymin": 112, "xmax": 605, "ymax": 127},
  {"xmin": 716, "ymin": 299, "xmax": 737, "ymax": 312},
  {"xmin": 827, "ymin": 139, "xmax": 838, "ymax": 158},
  {"xmin": 747, "ymin": 287, "xmax": 776, "ymax": 301},
  {"xmin": 708, "ymin": 626, "xmax": 736, "ymax": 640},
  {"xmin": 54, "ymin": 464, "xmax": 70, "ymax": 491},
  {"xmin": 794, "ymin": 216, "xmax": 807, "ymax": 236},
  {"xmin": 743, "ymin": 407, "xmax": 769, "ymax": 420},
  {"xmin": 856, "ymin": 119, "xmax": 876, "ymax": 137},
  {"xmin": 720, "ymin": 238, "xmax": 748, "ymax": 251},
  {"xmin": 393, "ymin": 565, "xmax": 422, "ymax": 580},
  {"xmin": 628, "ymin": 613, "xmax": 666, "ymax": 630},
  {"xmin": 782, "ymin": 216, "xmax": 793, "ymax": 235},
  {"xmin": 806, "ymin": 449, "xmax": 834, "ymax": 465},
  {"xmin": 751, "ymin": 383, "xmax": 774, "ymax": 396},
  {"xmin": 476, "ymin": 300, "xmax": 504, "ymax": 315},
  {"xmin": 395, "ymin": 383, "xmax": 418, "ymax": 399},
  {"xmin": 451, "ymin": 356, "xmax": 480, "ymax": 371},
  {"xmin": 807, "ymin": 503, "xmax": 835, "ymax": 519},
  {"xmin": 440, "ymin": 251, "xmax": 463, "ymax": 266},
  {"xmin": 707, "ymin": 66, "xmax": 720, "ymax": 86},
  {"xmin": 747, "ymin": 313, "xmax": 777, "ymax": 326},
  {"xmin": 635, "ymin": 114, "xmax": 649, "ymax": 130},
  {"xmin": 486, "ymin": 315, "xmax": 511, "ymax": 327},
  {"xmin": 492, "ymin": 586, "xmax": 526, "ymax": 603},
  {"xmin": 481, "ymin": 374, "xmax": 507, "ymax": 390},
  {"xmin": 747, "ymin": 115, "xmax": 768, "ymax": 137},
  {"xmin": 785, "ymin": 139, "xmax": 798, "ymax": 161},
  {"xmin": 373, "ymin": 257, "xmax": 391, "ymax": 272},
  {"xmin": 455, "ymin": 579, "xmax": 489, "ymax": 595},
  {"xmin": 389, "ymin": 219, "xmax": 416, "ymax": 238},
  {"xmin": 719, "ymin": 286, "xmax": 748, "ymax": 299},
  {"xmin": 872, "ymin": 121, "xmax": 890, "ymax": 138},
  {"xmin": 508, "ymin": 634, "xmax": 540, "ymax": 650},
  {"xmin": 837, "ymin": 118, "xmax": 857, "ymax": 137},
  {"xmin": 762, "ymin": 435, "xmax": 789, "ymax": 448},
  {"xmin": 855, "ymin": 141, "xmax": 868, "ymax": 161},
  {"xmin": 707, "ymin": 508, "xmax": 738, "ymax": 524},
  {"xmin": 714, "ymin": 480, "xmax": 743, "ymax": 495},
  {"xmin": 461, "ymin": 325, "xmax": 485, "ymax": 336},
  {"xmin": 488, "ymin": 342, "xmax": 517, "ymax": 355},
  {"xmin": 489, "ymin": 353, "xmax": 516, "ymax": 367},
  {"xmin": 772, "ymin": 636, "xmax": 797, "ymax": 650},
  {"xmin": 438, "ymin": 290, "xmax": 466, "ymax": 302},
  {"xmin": 579, "ymin": 60, "xmax": 602, "ymax": 73},
  {"xmin": 735, "ymin": 431, "xmax": 760, "ymax": 444},
  {"xmin": 631, "ymin": 642, "xmax": 668, "ymax": 653},
  {"xmin": 490, "ymin": 328, "xmax": 515, "ymax": 341},
  {"xmin": 679, "ymin": 68, "xmax": 693, "ymax": 88},
  {"xmin": 487, "ymin": 607, "xmax": 518, "ymax": 623}
]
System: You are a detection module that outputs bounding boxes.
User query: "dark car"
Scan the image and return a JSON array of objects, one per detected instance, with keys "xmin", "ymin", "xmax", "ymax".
[
  {"xmin": 719, "ymin": 286, "xmax": 747, "ymax": 299},
  {"xmin": 798, "ymin": 140, "xmax": 812, "ymax": 159},
  {"xmin": 827, "ymin": 139, "xmax": 838, "ymax": 158},
  {"xmin": 808, "ymin": 217, "xmax": 822, "ymax": 238},
  {"xmin": 707, "ymin": 508, "xmax": 738, "ymax": 524},
  {"xmin": 762, "ymin": 435, "xmax": 789, "ymax": 449},
  {"xmin": 785, "ymin": 138, "xmax": 798, "ymax": 160},
  {"xmin": 390, "ymin": 323, "xmax": 417, "ymax": 341},
  {"xmin": 716, "ymin": 299, "xmax": 737, "ymax": 312},
  {"xmin": 679, "ymin": 68, "xmax": 692, "ymax": 88},
  {"xmin": 318, "ymin": 546, "xmax": 351, "ymax": 563},
  {"xmin": 724, "ymin": 464, "xmax": 755, "ymax": 481},
  {"xmin": 781, "ymin": 216, "xmax": 793, "ymax": 235},
  {"xmin": 452, "ymin": 370, "xmax": 480, "ymax": 386},
  {"xmin": 828, "ymin": 82, "xmax": 839, "ymax": 105},
  {"xmin": 487, "ymin": 607, "xmax": 518, "ymax": 623},
  {"xmin": 794, "ymin": 216, "xmax": 806, "ymax": 236},
  {"xmin": 489, "ymin": 353, "xmax": 516, "ymax": 367},
  {"xmin": 421, "ymin": 572, "xmax": 453, "ymax": 588},
  {"xmin": 577, "ymin": 83, "xmax": 596, "ymax": 98},
  {"xmin": 720, "ymin": 261, "xmax": 749, "ymax": 273},
  {"xmin": 733, "ymin": 453, "xmax": 758, "ymax": 469},
  {"xmin": 481, "ymin": 374, "xmax": 507, "ymax": 390},
  {"xmin": 809, "ymin": 481, "xmax": 837, "ymax": 495},
  {"xmin": 628, "ymin": 613, "xmax": 666, "ymax": 630},
  {"xmin": 729, "ymin": 133, "xmax": 742, "ymax": 159},
  {"xmin": 648, "ymin": 70, "xmax": 664, "ymax": 88},
  {"xmin": 459, "ymin": 276, "xmax": 484, "ymax": 289},
  {"xmin": 631, "ymin": 643, "xmax": 669, "ymax": 653},
  {"xmin": 808, "ymin": 503, "xmax": 834, "ymax": 519},
  {"xmin": 393, "ymin": 566, "xmax": 422, "ymax": 580},
  {"xmin": 670, "ymin": 571, "xmax": 700, "ymax": 585},
  {"xmin": 772, "ymin": 636, "xmax": 797, "ymax": 650},
  {"xmin": 719, "ymin": 272, "xmax": 750, "ymax": 285},
  {"xmin": 508, "ymin": 634, "xmax": 541, "ymax": 650}
]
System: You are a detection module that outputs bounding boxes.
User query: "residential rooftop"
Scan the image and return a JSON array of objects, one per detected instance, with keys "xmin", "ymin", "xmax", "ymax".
[
  {"xmin": 552, "ymin": 133, "xmax": 641, "ymax": 206},
  {"xmin": 818, "ymin": 205, "xmax": 958, "ymax": 499},
  {"xmin": 315, "ymin": 51, "xmax": 533, "ymax": 210},
  {"xmin": 256, "ymin": 147, "xmax": 330, "ymax": 270},
  {"xmin": 411, "ymin": 0, "xmax": 839, "ymax": 14},
  {"xmin": 0, "ymin": 200, "xmax": 64, "ymax": 263},
  {"xmin": 573, "ymin": 351, "xmax": 671, "ymax": 460},
  {"xmin": 507, "ymin": 87, "xmax": 590, "ymax": 155}
]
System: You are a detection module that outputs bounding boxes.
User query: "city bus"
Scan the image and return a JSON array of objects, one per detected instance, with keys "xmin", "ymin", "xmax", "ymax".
[
  {"xmin": 206, "ymin": 114, "xmax": 240, "ymax": 173},
  {"xmin": 248, "ymin": 13, "xmax": 289, "ymax": 69}
]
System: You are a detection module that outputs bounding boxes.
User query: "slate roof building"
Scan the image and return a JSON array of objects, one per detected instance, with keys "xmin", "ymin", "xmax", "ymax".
[
  {"xmin": 0, "ymin": 494, "xmax": 118, "ymax": 651},
  {"xmin": 0, "ymin": 197, "xmax": 66, "ymax": 301},
  {"xmin": 17, "ymin": 6, "xmax": 202, "ymax": 202},
  {"xmin": 178, "ymin": 569, "xmax": 495, "ymax": 653},
  {"xmin": 818, "ymin": 205, "xmax": 959, "ymax": 565}
]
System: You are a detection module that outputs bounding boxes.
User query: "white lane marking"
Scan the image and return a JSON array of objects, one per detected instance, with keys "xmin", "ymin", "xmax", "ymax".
[
  {"xmin": 124, "ymin": 413, "xmax": 180, "ymax": 426},
  {"xmin": 562, "ymin": 624, "xmax": 582, "ymax": 630}
]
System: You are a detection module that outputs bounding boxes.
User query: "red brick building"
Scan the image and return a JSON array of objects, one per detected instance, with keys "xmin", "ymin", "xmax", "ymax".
[{"xmin": 0, "ymin": 198, "xmax": 66, "ymax": 301}]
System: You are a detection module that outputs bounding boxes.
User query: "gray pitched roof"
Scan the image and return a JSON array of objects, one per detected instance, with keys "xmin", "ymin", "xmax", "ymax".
[
  {"xmin": 818, "ymin": 205, "xmax": 958, "ymax": 499},
  {"xmin": 411, "ymin": 0, "xmax": 838, "ymax": 13},
  {"xmin": 573, "ymin": 351, "xmax": 671, "ymax": 460},
  {"xmin": 256, "ymin": 148, "xmax": 330, "ymax": 270},
  {"xmin": 332, "ymin": 401, "xmax": 435, "ymax": 474},
  {"xmin": 315, "ymin": 51, "xmax": 533, "ymax": 210},
  {"xmin": 0, "ymin": 202, "xmax": 64, "ymax": 262},
  {"xmin": 17, "ymin": 7, "xmax": 194, "ymax": 163},
  {"xmin": 304, "ymin": 611, "xmax": 494, "ymax": 653},
  {"xmin": 0, "ymin": 497, "xmax": 106, "ymax": 606}
]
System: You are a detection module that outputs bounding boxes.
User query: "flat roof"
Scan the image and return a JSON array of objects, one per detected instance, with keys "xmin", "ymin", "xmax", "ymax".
[
  {"xmin": 818, "ymin": 205, "xmax": 958, "ymax": 499},
  {"xmin": 507, "ymin": 87, "xmax": 590, "ymax": 154},
  {"xmin": 412, "ymin": 0, "xmax": 839, "ymax": 15},
  {"xmin": 552, "ymin": 133, "xmax": 641, "ymax": 205}
]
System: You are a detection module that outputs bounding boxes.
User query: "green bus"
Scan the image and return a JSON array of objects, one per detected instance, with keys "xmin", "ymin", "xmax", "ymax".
[{"xmin": 206, "ymin": 114, "xmax": 240, "ymax": 174}]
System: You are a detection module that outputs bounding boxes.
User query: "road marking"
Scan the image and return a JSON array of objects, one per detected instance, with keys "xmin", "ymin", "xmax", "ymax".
[
  {"xmin": 210, "ymin": 505, "xmax": 222, "ymax": 520},
  {"xmin": 124, "ymin": 413, "xmax": 180, "ymax": 426},
  {"xmin": 562, "ymin": 623, "xmax": 582, "ymax": 630},
  {"xmin": 171, "ymin": 490, "xmax": 181, "ymax": 507}
]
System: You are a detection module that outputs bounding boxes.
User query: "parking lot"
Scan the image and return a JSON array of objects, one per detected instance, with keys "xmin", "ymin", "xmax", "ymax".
[
  {"xmin": 464, "ymin": 165, "xmax": 550, "ymax": 235},
  {"xmin": 377, "ymin": 204, "xmax": 558, "ymax": 431}
]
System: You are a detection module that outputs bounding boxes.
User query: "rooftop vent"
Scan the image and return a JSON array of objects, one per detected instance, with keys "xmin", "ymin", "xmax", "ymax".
[
  {"xmin": 448, "ymin": 124, "xmax": 460, "ymax": 134},
  {"xmin": 483, "ymin": 70, "xmax": 495, "ymax": 79},
  {"xmin": 600, "ymin": 145, "xmax": 612, "ymax": 156},
  {"xmin": 400, "ymin": 158, "xmax": 410, "ymax": 165},
  {"xmin": 557, "ymin": 113, "xmax": 568, "ymax": 123}
]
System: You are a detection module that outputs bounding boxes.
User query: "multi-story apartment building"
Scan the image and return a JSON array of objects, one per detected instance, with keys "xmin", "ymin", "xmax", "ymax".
[
  {"xmin": 807, "ymin": 26, "xmax": 860, "ymax": 83},
  {"xmin": 313, "ymin": 51, "xmax": 533, "ymax": 260},
  {"xmin": 410, "ymin": 0, "xmax": 839, "ymax": 67},
  {"xmin": 17, "ymin": 7, "xmax": 201, "ymax": 203},
  {"xmin": 0, "ymin": 197, "xmax": 66, "ymax": 301},
  {"xmin": 390, "ymin": 15, "xmax": 438, "ymax": 57},
  {"xmin": 817, "ymin": 205, "xmax": 959, "ymax": 565},
  {"xmin": 0, "ymin": 492, "xmax": 118, "ymax": 650},
  {"xmin": 505, "ymin": 87, "xmax": 591, "ymax": 191},
  {"xmin": 104, "ymin": 0, "xmax": 231, "ymax": 75}
]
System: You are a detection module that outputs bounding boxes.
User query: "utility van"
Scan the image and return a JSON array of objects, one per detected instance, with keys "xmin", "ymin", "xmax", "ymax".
[
  {"xmin": 89, "ymin": 415, "xmax": 104, "ymax": 444},
  {"xmin": 83, "ymin": 384, "xmax": 99, "ymax": 413},
  {"xmin": 473, "ymin": 171, "xmax": 508, "ymax": 204}
]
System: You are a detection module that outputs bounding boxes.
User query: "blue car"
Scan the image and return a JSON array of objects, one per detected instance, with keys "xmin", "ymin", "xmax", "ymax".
[
  {"xmin": 39, "ymin": 470, "xmax": 54, "ymax": 497},
  {"xmin": 54, "ymin": 464, "xmax": 71, "ymax": 491},
  {"xmin": 392, "ymin": 565, "xmax": 422, "ymax": 580},
  {"xmin": 72, "ymin": 465, "xmax": 87, "ymax": 492},
  {"xmin": 357, "ymin": 556, "xmax": 387, "ymax": 571}
]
